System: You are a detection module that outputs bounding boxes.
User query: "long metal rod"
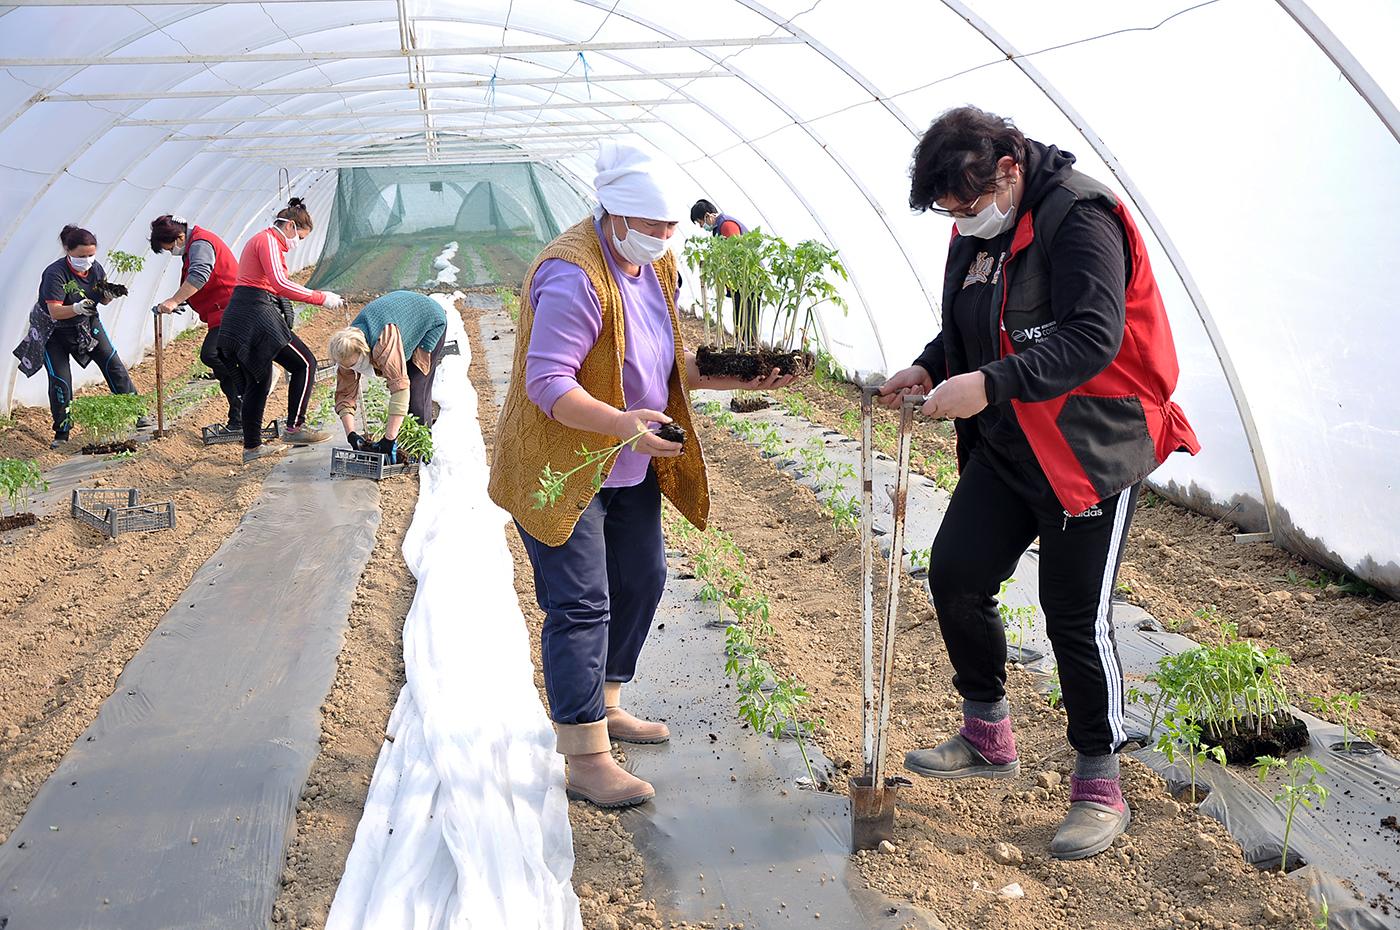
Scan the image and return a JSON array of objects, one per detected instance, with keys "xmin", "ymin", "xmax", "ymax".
[
  {"xmin": 171, "ymin": 118, "xmax": 657, "ymax": 141},
  {"xmin": 39, "ymin": 70, "xmax": 728, "ymax": 103},
  {"xmin": 208, "ymin": 130, "xmax": 621, "ymax": 153},
  {"xmin": 860, "ymin": 388, "xmax": 876, "ymax": 776},
  {"xmin": 870, "ymin": 395, "xmax": 919, "ymax": 787},
  {"xmin": 1274, "ymin": 0, "xmax": 1400, "ymax": 144},
  {"xmin": 941, "ymin": 0, "xmax": 1279, "ymax": 540},
  {"xmin": 119, "ymin": 99, "xmax": 687, "ymax": 126},
  {"xmin": 0, "ymin": 36, "xmax": 803, "ymax": 68}
]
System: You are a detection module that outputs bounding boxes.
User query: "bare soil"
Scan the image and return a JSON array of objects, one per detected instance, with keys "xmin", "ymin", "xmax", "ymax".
[{"xmin": 0, "ymin": 299, "xmax": 354, "ymax": 847}]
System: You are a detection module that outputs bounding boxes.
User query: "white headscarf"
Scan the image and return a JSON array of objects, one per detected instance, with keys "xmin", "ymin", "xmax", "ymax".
[{"xmin": 592, "ymin": 141, "xmax": 687, "ymax": 223}]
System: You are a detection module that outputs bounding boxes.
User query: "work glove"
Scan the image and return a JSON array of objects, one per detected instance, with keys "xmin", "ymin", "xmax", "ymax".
[
  {"xmin": 76, "ymin": 299, "xmax": 99, "ymax": 316},
  {"xmin": 371, "ymin": 436, "xmax": 400, "ymax": 464},
  {"xmin": 346, "ymin": 431, "xmax": 368, "ymax": 452},
  {"xmin": 322, "ymin": 291, "xmax": 344, "ymax": 311}
]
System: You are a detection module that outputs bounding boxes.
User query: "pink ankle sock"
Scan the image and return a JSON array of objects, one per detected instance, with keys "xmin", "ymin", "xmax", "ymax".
[
  {"xmin": 1070, "ymin": 775, "xmax": 1126, "ymax": 812},
  {"xmin": 959, "ymin": 716, "xmax": 1018, "ymax": 765}
]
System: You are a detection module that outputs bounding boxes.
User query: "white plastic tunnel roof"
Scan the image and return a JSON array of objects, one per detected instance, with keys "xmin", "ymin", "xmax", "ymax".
[{"xmin": 1, "ymin": 0, "xmax": 1396, "ymax": 594}]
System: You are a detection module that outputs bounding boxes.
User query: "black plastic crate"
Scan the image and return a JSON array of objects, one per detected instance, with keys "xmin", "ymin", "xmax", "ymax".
[
  {"xmin": 201, "ymin": 419, "xmax": 281, "ymax": 446},
  {"xmin": 442, "ymin": 340, "xmax": 460, "ymax": 357},
  {"xmin": 329, "ymin": 447, "xmax": 419, "ymax": 481},
  {"xmin": 315, "ymin": 359, "xmax": 336, "ymax": 382},
  {"xmin": 71, "ymin": 488, "xmax": 177, "ymax": 538}
]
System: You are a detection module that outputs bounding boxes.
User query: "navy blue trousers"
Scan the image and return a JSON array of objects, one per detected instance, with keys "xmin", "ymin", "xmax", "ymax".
[
  {"xmin": 44, "ymin": 321, "xmax": 137, "ymax": 437},
  {"xmin": 517, "ymin": 468, "xmax": 668, "ymax": 726}
]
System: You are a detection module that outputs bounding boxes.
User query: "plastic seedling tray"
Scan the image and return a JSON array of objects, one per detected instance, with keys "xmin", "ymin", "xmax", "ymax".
[
  {"xmin": 329, "ymin": 447, "xmax": 419, "ymax": 481},
  {"xmin": 71, "ymin": 488, "xmax": 177, "ymax": 538},
  {"xmin": 201, "ymin": 419, "xmax": 282, "ymax": 446}
]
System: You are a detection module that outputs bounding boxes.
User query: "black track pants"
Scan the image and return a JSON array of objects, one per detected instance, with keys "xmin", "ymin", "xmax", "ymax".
[
  {"xmin": 238, "ymin": 332, "xmax": 316, "ymax": 448},
  {"xmin": 927, "ymin": 446, "xmax": 1139, "ymax": 757},
  {"xmin": 200, "ymin": 326, "xmax": 244, "ymax": 427}
]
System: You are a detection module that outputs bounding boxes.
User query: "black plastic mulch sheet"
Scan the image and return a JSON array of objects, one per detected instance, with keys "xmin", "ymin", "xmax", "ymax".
[
  {"xmin": 0, "ymin": 444, "xmax": 380, "ymax": 930},
  {"xmin": 622, "ymin": 569, "xmax": 946, "ymax": 930}
]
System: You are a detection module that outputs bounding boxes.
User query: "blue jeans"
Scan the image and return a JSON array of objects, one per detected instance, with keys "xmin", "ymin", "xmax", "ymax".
[{"xmin": 516, "ymin": 468, "xmax": 667, "ymax": 726}]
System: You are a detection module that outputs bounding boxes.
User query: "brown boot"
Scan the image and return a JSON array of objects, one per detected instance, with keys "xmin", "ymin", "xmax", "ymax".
[
  {"xmin": 603, "ymin": 682, "xmax": 670, "ymax": 744},
  {"xmin": 556, "ymin": 720, "xmax": 654, "ymax": 808}
]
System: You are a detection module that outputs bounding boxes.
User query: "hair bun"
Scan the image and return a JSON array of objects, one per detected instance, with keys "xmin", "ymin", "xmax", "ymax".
[{"xmin": 287, "ymin": 197, "xmax": 306, "ymax": 208}]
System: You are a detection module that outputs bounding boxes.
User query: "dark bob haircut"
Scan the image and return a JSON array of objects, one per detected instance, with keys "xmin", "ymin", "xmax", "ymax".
[
  {"xmin": 909, "ymin": 106, "xmax": 1028, "ymax": 212},
  {"xmin": 690, "ymin": 199, "xmax": 718, "ymax": 224}
]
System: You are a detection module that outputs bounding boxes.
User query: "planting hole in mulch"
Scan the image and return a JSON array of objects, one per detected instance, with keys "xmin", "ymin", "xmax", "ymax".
[
  {"xmin": 0, "ymin": 513, "xmax": 38, "ymax": 532},
  {"xmin": 695, "ymin": 345, "xmax": 811, "ymax": 380},
  {"xmin": 1331, "ymin": 740, "xmax": 1383, "ymax": 756},
  {"xmin": 1171, "ymin": 782, "xmax": 1213, "ymax": 805},
  {"xmin": 79, "ymin": 440, "xmax": 138, "ymax": 456},
  {"xmin": 730, "ymin": 394, "xmax": 771, "ymax": 413},
  {"xmin": 1198, "ymin": 712, "xmax": 1311, "ymax": 765}
]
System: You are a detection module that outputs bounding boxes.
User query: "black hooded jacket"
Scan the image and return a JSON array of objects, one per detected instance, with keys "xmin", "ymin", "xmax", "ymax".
[{"xmin": 915, "ymin": 140, "xmax": 1131, "ymax": 461}]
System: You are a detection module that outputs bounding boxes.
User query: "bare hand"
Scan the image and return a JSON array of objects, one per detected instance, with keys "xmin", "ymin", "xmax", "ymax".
[
  {"xmin": 877, "ymin": 365, "xmax": 933, "ymax": 409},
  {"xmin": 614, "ymin": 408, "xmax": 683, "ymax": 458},
  {"xmin": 158, "ymin": 299, "xmax": 181, "ymax": 314},
  {"xmin": 921, "ymin": 371, "xmax": 988, "ymax": 420},
  {"xmin": 741, "ymin": 367, "xmax": 797, "ymax": 391}
]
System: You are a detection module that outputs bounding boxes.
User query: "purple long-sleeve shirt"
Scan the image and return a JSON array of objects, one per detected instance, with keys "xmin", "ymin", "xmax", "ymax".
[{"xmin": 526, "ymin": 221, "xmax": 676, "ymax": 488}]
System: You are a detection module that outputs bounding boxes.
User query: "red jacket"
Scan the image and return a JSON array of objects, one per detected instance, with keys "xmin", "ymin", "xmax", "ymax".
[
  {"xmin": 235, "ymin": 227, "xmax": 324, "ymax": 305},
  {"xmin": 183, "ymin": 226, "xmax": 238, "ymax": 328}
]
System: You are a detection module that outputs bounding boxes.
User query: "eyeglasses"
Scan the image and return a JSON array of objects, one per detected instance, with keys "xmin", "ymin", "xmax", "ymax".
[{"xmin": 925, "ymin": 174, "xmax": 1014, "ymax": 219}]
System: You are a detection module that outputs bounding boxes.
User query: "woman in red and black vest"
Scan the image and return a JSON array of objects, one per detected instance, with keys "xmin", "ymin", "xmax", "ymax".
[
  {"xmin": 879, "ymin": 107, "xmax": 1199, "ymax": 861},
  {"xmin": 150, "ymin": 215, "xmax": 243, "ymax": 437}
]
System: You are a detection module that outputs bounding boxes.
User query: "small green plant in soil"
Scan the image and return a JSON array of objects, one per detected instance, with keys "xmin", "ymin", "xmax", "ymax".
[
  {"xmin": 909, "ymin": 547, "xmax": 931, "ymax": 573},
  {"xmin": 824, "ymin": 486, "xmax": 859, "ymax": 532},
  {"xmin": 1308, "ymin": 692, "xmax": 1375, "ymax": 752},
  {"xmin": 497, "ymin": 286, "xmax": 521, "ymax": 322},
  {"xmin": 0, "ymin": 458, "xmax": 47, "ymax": 530},
  {"xmin": 1045, "ymin": 665, "xmax": 1063, "ymax": 709},
  {"xmin": 929, "ymin": 449, "xmax": 960, "ymax": 494},
  {"xmin": 68, "ymin": 393, "xmax": 147, "ymax": 450},
  {"xmin": 1155, "ymin": 714, "xmax": 1226, "ymax": 804},
  {"xmin": 1254, "ymin": 755, "xmax": 1328, "ymax": 872},
  {"xmin": 107, "ymin": 449, "xmax": 138, "ymax": 462},
  {"xmin": 307, "ymin": 381, "xmax": 336, "ymax": 428},
  {"xmin": 780, "ymin": 390, "xmax": 814, "ymax": 420},
  {"xmin": 997, "ymin": 579, "xmax": 1037, "ymax": 661}
]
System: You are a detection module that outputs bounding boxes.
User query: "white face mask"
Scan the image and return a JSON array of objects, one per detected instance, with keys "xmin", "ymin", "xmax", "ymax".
[
  {"xmin": 169, "ymin": 242, "xmax": 185, "ymax": 257},
  {"xmin": 277, "ymin": 221, "xmax": 300, "ymax": 250},
  {"xmin": 68, "ymin": 255, "xmax": 95, "ymax": 272},
  {"xmin": 954, "ymin": 181, "xmax": 1017, "ymax": 239},
  {"xmin": 351, "ymin": 354, "xmax": 375, "ymax": 377},
  {"xmin": 611, "ymin": 217, "xmax": 669, "ymax": 266}
]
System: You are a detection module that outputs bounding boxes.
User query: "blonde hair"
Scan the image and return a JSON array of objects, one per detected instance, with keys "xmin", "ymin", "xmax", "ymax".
[{"xmin": 328, "ymin": 327, "xmax": 369, "ymax": 365}]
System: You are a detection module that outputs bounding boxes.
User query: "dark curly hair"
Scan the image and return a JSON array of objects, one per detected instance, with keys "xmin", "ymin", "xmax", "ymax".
[
  {"xmin": 909, "ymin": 106, "xmax": 1028, "ymax": 212},
  {"xmin": 690, "ymin": 199, "xmax": 718, "ymax": 224}
]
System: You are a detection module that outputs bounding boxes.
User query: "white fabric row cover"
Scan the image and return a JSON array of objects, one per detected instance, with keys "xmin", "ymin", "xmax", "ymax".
[
  {"xmin": 326, "ymin": 292, "xmax": 580, "ymax": 930},
  {"xmin": 0, "ymin": 0, "xmax": 1394, "ymax": 593}
]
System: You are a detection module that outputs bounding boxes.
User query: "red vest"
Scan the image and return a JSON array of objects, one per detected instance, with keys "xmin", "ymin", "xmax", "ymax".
[
  {"xmin": 993, "ymin": 177, "xmax": 1200, "ymax": 514},
  {"xmin": 183, "ymin": 226, "xmax": 238, "ymax": 328}
]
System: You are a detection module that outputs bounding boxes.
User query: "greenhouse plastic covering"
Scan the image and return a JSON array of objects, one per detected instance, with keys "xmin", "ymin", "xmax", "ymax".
[{"xmin": 0, "ymin": 0, "xmax": 1395, "ymax": 597}]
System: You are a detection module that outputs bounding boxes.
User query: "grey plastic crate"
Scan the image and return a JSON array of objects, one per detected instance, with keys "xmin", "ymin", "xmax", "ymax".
[
  {"xmin": 315, "ymin": 359, "xmax": 336, "ymax": 382},
  {"xmin": 442, "ymin": 340, "xmax": 460, "ymax": 357},
  {"xmin": 329, "ymin": 447, "xmax": 419, "ymax": 480},
  {"xmin": 201, "ymin": 419, "xmax": 281, "ymax": 446},
  {"xmin": 71, "ymin": 488, "xmax": 177, "ymax": 538}
]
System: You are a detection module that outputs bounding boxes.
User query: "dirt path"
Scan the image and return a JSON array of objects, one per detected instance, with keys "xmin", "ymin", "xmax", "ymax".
[{"xmin": 0, "ymin": 301, "xmax": 352, "ymax": 847}]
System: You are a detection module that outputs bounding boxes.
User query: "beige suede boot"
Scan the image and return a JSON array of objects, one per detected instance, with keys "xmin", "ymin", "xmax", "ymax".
[
  {"xmin": 556, "ymin": 719, "xmax": 654, "ymax": 808},
  {"xmin": 603, "ymin": 682, "xmax": 670, "ymax": 744}
]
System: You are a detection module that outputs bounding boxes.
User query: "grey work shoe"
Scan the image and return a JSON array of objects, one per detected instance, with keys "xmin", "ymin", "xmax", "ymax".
[
  {"xmin": 242, "ymin": 444, "xmax": 284, "ymax": 465},
  {"xmin": 281, "ymin": 425, "xmax": 330, "ymax": 445},
  {"xmin": 134, "ymin": 415, "xmax": 153, "ymax": 430},
  {"xmin": 904, "ymin": 733, "xmax": 1019, "ymax": 781},
  {"xmin": 1050, "ymin": 800, "xmax": 1132, "ymax": 860}
]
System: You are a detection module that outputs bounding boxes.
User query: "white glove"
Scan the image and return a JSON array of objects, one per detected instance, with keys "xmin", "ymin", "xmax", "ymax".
[{"xmin": 322, "ymin": 292, "xmax": 344, "ymax": 310}]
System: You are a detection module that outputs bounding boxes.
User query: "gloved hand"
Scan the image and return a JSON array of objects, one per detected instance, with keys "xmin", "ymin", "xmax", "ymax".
[
  {"xmin": 346, "ymin": 431, "xmax": 368, "ymax": 451},
  {"xmin": 371, "ymin": 436, "xmax": 399, "ymax": 464},
  {"xmin": 76, "ymin": 299, "xmax": 99, "ymax": 316},
  {"xmin": 322, "ymin": 291, "xmax": 344, "ymax": 311}
]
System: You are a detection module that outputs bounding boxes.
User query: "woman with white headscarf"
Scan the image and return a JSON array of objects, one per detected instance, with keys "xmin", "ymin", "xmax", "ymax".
[{"xmin": 489, "ymin": 142, "xmax": 792, "ymax": 808}]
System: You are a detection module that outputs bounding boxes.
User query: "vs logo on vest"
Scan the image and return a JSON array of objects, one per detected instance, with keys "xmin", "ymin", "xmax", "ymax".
[{"xmin": 1011, "ymin": 320, "xmax": 1058, "ymax": 344}]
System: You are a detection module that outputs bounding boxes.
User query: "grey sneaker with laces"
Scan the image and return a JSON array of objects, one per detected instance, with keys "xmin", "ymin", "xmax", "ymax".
[{"xmin": 281, "ymin": 425, "xmax": 330, "ymax": 445}]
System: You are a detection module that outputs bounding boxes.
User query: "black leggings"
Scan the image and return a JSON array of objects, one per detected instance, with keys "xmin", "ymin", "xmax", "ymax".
[
  {"xmin": 201, "ymin": 326, "xmax": 244, "ymax": 427},
  {"xmin": 239, "ymin": 333, "xmax": 317, "ymax": 449},
  {"xmin": 43, "ymin": 321, "xmax": 137, "ymax": 436},
  {"xmin": 927, "ymin": 445, "xmax": 1138, "ymax": 757}
]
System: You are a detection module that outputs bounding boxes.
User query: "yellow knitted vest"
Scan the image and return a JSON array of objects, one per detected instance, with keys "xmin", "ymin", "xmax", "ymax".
[{"xmin": 487, "ymin": 217, "xmax": 710, "ymax": 546}]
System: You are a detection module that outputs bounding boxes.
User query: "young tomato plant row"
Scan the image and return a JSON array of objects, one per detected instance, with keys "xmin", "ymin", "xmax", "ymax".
[
  {"xmin": 664, "ymin": 509, "xmax": 825, "ymax": 787},
  {"xmin": 0, "ymin": 458, "xmax": 47, "ymax": 518}
]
